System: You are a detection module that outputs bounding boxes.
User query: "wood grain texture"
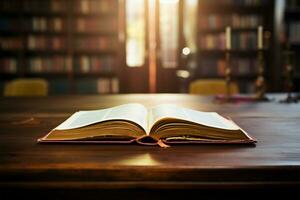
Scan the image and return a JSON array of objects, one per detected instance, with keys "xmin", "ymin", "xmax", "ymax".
[{"xmin": 0, "ymin": 94, "xmax": 299, "ymax": 196}]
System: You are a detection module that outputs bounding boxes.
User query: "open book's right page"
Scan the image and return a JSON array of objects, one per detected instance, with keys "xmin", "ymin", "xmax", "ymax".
[
  {"xmin": 149, "ymin": 104, "xmax": 240, "ymax": 132},
  {"xmin": 148, "ymin": 104, "xmax": 256, "ymax": 144}
]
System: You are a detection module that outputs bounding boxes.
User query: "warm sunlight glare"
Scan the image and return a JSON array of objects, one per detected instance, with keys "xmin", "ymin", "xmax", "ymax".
[{"xmin": 126, "ymin": 0, "xmax": 145, "ymax": 67}]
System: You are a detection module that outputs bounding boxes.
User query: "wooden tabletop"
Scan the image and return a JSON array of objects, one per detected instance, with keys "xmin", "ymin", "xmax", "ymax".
[{"xmin": 0, "ymin": 94, "xmax": 299, "ymax": 194}]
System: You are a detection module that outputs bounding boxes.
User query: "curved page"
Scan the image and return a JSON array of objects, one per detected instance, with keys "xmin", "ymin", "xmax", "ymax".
[
  {"xmin": 149, "ymin": 104, "xmax": 240, "ymax": 133},
  {"xmin": 55, "ymin": 103, "xmax": 148, "ymax": 133}
]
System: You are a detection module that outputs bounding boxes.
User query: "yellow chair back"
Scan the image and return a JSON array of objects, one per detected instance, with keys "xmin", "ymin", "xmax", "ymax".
[
  {"xmin": 4, "ymin": 78, "xmax": 48, "ymax": 96},
  {"xmin": 189, "ymin": 79, "xmax": 239, "ymax": 95}
]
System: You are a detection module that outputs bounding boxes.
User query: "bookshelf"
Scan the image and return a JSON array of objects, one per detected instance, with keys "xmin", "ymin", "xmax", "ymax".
[
  {"xmin": 282, "ymin": 0, "xmax": 300, "ymax": 92},
  {"xmin": 0, "ymin": 0, "xmax": 121, "ymax": 95},
  {"xmin": 195, "ymin": 0, "xmax": 274, "ymax": 93}
]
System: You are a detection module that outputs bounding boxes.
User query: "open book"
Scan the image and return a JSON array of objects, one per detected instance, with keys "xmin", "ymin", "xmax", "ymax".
[{"xmin": 38, "ymin": 103, "xmax": 256, "ymax": 147}]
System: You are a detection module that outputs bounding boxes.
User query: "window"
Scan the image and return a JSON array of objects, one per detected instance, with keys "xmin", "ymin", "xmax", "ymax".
[
  {"xmin": 159, "ymin": 0, "xmax": 179, "ymax": 68},
  {"xmin": 126, "ymin": 0, "xmax": 146, "ymax": 67}
]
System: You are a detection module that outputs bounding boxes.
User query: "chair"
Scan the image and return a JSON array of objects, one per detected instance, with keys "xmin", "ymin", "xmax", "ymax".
[
  {"xmin": 4, "ymin": 78, "xmax": 48, "ymax": 96},
  {"xmin": 189, "ymin": 79, "xmax": 239, "ymax": 95}
]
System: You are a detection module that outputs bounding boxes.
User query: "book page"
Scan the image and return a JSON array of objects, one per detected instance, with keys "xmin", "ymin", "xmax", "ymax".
[
  {"xmin": 55, "ymin": 103, "xmax": 148, "ymax": 132},
  {"xmin": 149, "ymin": 104, "xmax": 239, "ymax": 131}
]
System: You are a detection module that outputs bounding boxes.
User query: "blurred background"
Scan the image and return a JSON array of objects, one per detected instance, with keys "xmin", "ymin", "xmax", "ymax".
[{"xmin": 0, "ymin": 0, "xmax": 299, "ymax": 95}]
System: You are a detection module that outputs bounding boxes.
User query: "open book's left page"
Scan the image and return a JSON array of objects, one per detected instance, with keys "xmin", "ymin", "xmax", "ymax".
[
  {"xmin": 55, "ymin": 103, "xmax": 148, "ymax": 131},
  {"xmin": 39, "ymin": 103, "xmax": 148, "ymax": 142}
]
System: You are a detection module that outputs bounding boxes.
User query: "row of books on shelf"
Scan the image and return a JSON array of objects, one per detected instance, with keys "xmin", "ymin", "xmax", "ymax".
[
  {"xmin": 24, "ymin": 17, "xmax": 64, "ymax": 32},
  {"xmin": 0, "ymin": 58, "xmax": 17, "ymax": 73},
  {"xmin": 199, "ymin": 58, "xmax": 258, "ymax": 77},
  {"xmin": 47, "ymin": 77, "xmax": 119, "ymax": 94},
  {"xmin": 288, "ymin": 21, "xmax": 300, "ymax": 44},
  {"xmin": 28, "ymin": 56, "xmax": 72, "ymax": 73},
  {"xmin": 76, "ymin": 18, "xmax": 117, "ymax": 33},
  {"xmin": 1, "ymin": 36, "xmax": 65, "ymax": 50},
  {"xmin": 0, "ymin": 36, "xmax": 117, "ymax": 51},
  {"xmin": 70, "ymin": 78, "xmax": 119, "ymax": 94},
  {"xmin": 0, "ymin": 0, "xmax": 117, "ymax": 15},
  {"xmin": 74, "ymin": 56, "xmax": 115, "ymax": 73},
  {"xmin": 75, "ymin": 0, "xmax": 117, "ymax": 15},
  {"xmin": 0, "ymin": 37, "xmax": 23, "ymax": 50},
  {"xmin": 198, "ymin": 0, "xmax": 269, "ymax": 6},
  {"xmin": 28, "ymin": 35, "xmax": 66, "ymax": 50},
  {"xmin": 0, "ymin": 17, "xmax": 117, "ymax": 33},
  {"xmin": 1, "ymin": 18, "xmax": 64, "ymax": 34},
  {"xmin": 0, "ymin": 56, "xmax": 115, "ymax": 74},
  {"xmin": 23, "ymin": 0, "xmax": 68, "ymax": 12},
  {"xmin": 199, "ymin": 32, "xmax": 258, "ymax": 50},
  {"xmin": 74, "ymin": 37, "xmax": 117, "ymax": 51},
  {"xmin": 0, "ymin": 0, "xmax": 66, "ymax": 13},
  {"xmin": 0, "ymin": 0, "xmax": 20, "ymax": 12},
  {"xmin": 24, "ymin": 0, "xmax": 66, "ymax": 13},
  {"xmin": 199, "ymin": 15, "xmax": 262, "ymax": 30}
]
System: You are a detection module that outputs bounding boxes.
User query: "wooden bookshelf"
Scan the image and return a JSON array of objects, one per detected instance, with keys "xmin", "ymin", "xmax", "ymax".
[
  {"xmin": 281, "ymin": 0, "xmax": 300, "ymax": 91},
  {"xmin": 0, "ymin": 0, "xmax": 122, "ymax": 95},
  {"xmin": 195, "ymin": 0, "xmax": 274, "ymax": 93}
]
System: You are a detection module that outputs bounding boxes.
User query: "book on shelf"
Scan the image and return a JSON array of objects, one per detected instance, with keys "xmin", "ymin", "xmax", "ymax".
[
  {"xmin": 97, "ymin": 77, "xmax": 118, "ymax": 94},
  {"xmin": 38, "ymin": 103, "xmax": 256, "ymax": 147},
  {"xmin": 97, "ymin": 78, "xmax": 111, "ymax": 94},
  {"xmin": 111, "ymin": 78, "xmax": 119, "ymax": 93}
]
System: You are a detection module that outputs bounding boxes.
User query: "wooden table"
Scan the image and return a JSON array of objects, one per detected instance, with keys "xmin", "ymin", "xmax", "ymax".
[{"xmin": 0, "ymin": 94, "xmax": 299, "ymax": 199}]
